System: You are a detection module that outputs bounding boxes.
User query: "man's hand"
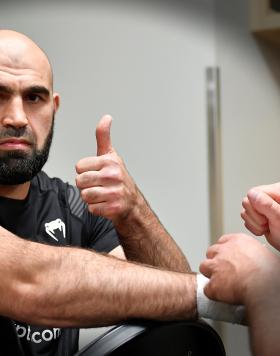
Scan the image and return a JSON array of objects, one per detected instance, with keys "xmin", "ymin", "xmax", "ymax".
[
  {"xmin": 76, "ymin": 115, "xmax": 139, "ymax": 223},
  {"xmin": 241, "ymin": 183, "xmax": 280, "ymax": 250},
  {"xmin": 76, "ymin": 114, "xmax": 190, "ymax": 272},
  {"xmin": 199, "ymin": 234, "xmax": 279, "ymax": 306}
]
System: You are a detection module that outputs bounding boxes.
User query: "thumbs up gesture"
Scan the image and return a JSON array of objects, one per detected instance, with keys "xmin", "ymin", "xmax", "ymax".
[
  {"xmin": 241, "ymin": 183, "xmax": 280, "ymax": 251},
  {"xmin": 75, "ymin": 115, "xmax": 139, "ymax": 222}
]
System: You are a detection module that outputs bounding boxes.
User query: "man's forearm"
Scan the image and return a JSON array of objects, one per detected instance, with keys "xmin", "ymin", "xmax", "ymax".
[
  {"xmin": 246, "ymin": 290, "xmax": 280, "ymax": 356},
  {"xmin": 0, "ymin": 228, "xmax": 196, "ymax": 327},
  {"xmin": 246, "ymin": 305, "xmax": 280, "ymax": 356},
  {"xmin": 114, "ymin": 191, "xmax": 191, "ymax": 273}
]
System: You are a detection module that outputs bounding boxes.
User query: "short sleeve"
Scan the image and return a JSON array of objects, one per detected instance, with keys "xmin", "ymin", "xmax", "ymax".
[
  {"xmin": 67, "ymin": 184, "xmax": 120, "ymax": 253},
  {"xmin": 86, "ymin": 215, "xmax": 120, "ymax": 253}
]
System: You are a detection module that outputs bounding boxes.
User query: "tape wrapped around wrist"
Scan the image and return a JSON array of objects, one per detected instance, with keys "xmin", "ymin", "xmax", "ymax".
[{"xmin": 196, "ymin": 273, "xmax": 246, "ymax": 324}]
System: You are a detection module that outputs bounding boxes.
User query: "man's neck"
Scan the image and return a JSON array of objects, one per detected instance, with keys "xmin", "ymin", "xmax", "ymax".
[{"xmin": 0, "ymin": 182, "xmax": 31, "ymax": 200}]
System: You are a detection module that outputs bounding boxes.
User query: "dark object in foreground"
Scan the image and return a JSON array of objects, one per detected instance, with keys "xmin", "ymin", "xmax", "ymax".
[
  {"xmin": 77, "ymin": 320, "xmax": 226, "ymax": 356},
  {"xmin": 271, "ymin": 0, "xmax": 280, "ymax": 12}
]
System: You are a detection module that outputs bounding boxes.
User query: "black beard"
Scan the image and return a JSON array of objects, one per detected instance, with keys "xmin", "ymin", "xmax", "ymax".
[{"xmin": 0, "ymin": 117, "xmax": 54, "ymax": 185}]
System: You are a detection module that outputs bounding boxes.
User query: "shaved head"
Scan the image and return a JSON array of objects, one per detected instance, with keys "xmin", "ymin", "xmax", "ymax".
[
  {"xmin": 0, "ymin": 30, "xmax": 60, "ymax": 185},
  {"xmin": 0, "ymin": 29, "xmax": 53, "ymax": 88}
]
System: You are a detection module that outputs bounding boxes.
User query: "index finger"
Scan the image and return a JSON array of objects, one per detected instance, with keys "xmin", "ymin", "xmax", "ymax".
[
  {"xmin": 199, "ymin": 259, "xmax": 215, "ymax": 278},
  {"xmin": 76, "ymin": 156, "xmax": 107, "ymax": 174},
  {"xmin": 206, "ymin": 244, "xmax": 220, "ymax": 259}
]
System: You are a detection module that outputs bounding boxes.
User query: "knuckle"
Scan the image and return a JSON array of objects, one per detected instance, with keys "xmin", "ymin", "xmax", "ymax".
[
  {"xmin": 248, "ymin": 186, "xmax": 258, "ymax": 195},
  {"xmin": 80, "ymin": 189, "xmax": 89, "ymax": 201},
  {"xmin": 199, "ymin": 261, "xmax": 207, "ymax": 274},
  {"xmin": 82, "ymin": 172, "xmax": 94, "ymax": 186},
  {"xmin": 206, "ymin": 246, "xmax": 215, "ymax": 259},
  {"xmin": 111, "ymin": 170, "xmax": 123, "ymax": 182},
  {"xmin": 110, "ymin": 167, "xmax": 123, "ymax": 182},
  {"xmin": 103, "ymin": 168, "xmax": 122, "ymax": 183},
  {"xmin": 218, "ymin": 234, "xmax": 229, "ymax": 243},
  {"xmin": 103, "ymin": 155, "xmax": 117, "ymax": 166},
  {"xmin": 244, "ymin": 222, "xmax": 251, "ymax": 230},
  {"xmin": 240, "ymin": 210, "xmax": 246, "ymax": 220},
  {"xmin": 242, "ymin": 197, "xmax": 249, "ymax": 209},
  {"xmin": 106, "ymin": 187, "xmax": 120, "ymax": 200},
  {"xmin": 76, "ymin": 174, "xmax": 87, "ymax": 188},
  {"xmin": 75, "ymin": 176, "xmax": 81, "ymax": 188},
  {"xmin": 253, "ymin": 228, "xmax": 264, "ymax": 236},
  {"xmin": 204, "ymin": 282, "xmax": 216, "ymax": 299},
  {"xmin": 75, "ymin": 161, "xmax": 83, "ymax": 174},
  {"xmin": 110, "ymin": 202, "xmax": 122, "ymax": 214}
]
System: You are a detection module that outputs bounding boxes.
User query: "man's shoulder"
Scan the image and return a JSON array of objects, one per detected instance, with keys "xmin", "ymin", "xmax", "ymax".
[{"xmin": 34, "ymin": 171, "xmax": 69, "ymax": 193}]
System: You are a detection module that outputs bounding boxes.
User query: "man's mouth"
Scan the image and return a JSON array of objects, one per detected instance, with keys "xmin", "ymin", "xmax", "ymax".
[{"xmin": 0, "ymin": 138, "xmax": 32, "ymax": 151}]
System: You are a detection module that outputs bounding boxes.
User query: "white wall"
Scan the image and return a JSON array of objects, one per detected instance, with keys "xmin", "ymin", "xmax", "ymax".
[{"xmin": 215, "ymin": 1, "xmax": 280, "ymax": 355}]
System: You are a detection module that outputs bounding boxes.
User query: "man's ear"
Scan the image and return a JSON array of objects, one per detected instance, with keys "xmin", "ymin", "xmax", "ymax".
[{"xmin": 53, "ymin": 93, "xmax": 60, "ymax": 113}]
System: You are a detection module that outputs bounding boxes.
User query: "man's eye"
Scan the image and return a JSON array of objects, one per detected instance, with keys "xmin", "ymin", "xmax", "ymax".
[{"xmin": 27, "ymin": 94, "xmax": 41, "ymax": 103}]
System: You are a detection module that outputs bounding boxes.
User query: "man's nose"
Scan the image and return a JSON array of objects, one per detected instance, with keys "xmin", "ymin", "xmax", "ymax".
[{"xmin": 1, "ymin": 97, "xmax": 28, "ymax": 128}]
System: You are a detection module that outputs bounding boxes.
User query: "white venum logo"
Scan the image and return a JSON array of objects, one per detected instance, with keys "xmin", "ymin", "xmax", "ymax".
[{"xmin": 45, "ymin": 218, "xmax": 66, "ymax": 241}]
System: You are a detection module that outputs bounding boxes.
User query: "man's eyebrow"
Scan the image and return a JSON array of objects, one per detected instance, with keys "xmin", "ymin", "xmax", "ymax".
[
  {"xmin": 0, "ymin": 85, "xmax": 51, "ymax": 97},
  {"xmin": 24, "ymin": 86, "xmax": 50, "ymax": 97},
  {"xmin": 0, "ymin": 85, "xmax": 13, "ymax": 94}
]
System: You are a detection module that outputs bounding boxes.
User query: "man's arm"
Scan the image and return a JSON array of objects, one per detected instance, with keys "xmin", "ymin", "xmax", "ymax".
[
  {"xmin": 0, "ymin": 226, "xmax": 196, "ymax": 328},
  {"xmin": 76, "ymin": 115, "xmax": 190, "ymax": 272},
  {"xmin": 246, "ymin": 287, "xmax": 280, "ymax": 356},
  {"xmin": 200, "ymin": 233, "xmax": 280, "ymax": 356}
]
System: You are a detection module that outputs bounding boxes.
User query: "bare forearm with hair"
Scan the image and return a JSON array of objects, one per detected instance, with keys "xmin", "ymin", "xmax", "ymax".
[
  {"xmin": 114, "ymin": 191, "xmax": 191, "ymax": 273},
  {"xmin": 0, "ymin": 227, "xmax": 196, "ymax": 328}
]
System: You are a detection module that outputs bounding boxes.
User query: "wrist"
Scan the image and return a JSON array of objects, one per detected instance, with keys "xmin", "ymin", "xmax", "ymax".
[
  {"xmin": 114, "ymin": 189, "xmax": 152, "ymax": 232},
  {"xmin": 196, "ymin": 274, "xmax": 246, "ymax": 324}
]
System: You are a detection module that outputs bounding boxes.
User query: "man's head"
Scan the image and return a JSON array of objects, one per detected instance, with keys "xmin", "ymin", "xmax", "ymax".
[{"xmin": 0, "ymin": 30, "xmax": 59, "ymax": 185}]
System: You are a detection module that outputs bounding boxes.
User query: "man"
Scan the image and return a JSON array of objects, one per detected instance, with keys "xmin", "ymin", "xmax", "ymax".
[
  {"xmin": 200, "ymin": 185, "xmax": 280, "ymax": 356},
  {"xmin": 0, "ymin": 29, "xmax": 195, "ymax": 355}
]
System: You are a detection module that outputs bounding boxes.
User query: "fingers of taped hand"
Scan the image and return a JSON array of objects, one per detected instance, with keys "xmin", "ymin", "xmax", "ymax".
[
  {"xmin": 206, "ymin": 244, "xmax": 220, "ymax": 259},
  {"xmin": 217, "ymin": 234, "xmax": 233, "ymax": 244},
  {"xmin": 242, "ymin": 196, "xmax": 268, "ymax": 226},
  {"xmin": 248, "ymin": 189, "xmax": 280, "ymax": 223},
  {"xmin": 241, "ymin": 210, "xmax": 268, "ymax": 236},
  {"xmin": 203, "ymin": 279, "xmax": 217, "ymax": 300},
  {"xmin": 199, "ymin": 259, "xmax": 215, "ymax": 278},
  {"xmin": 215, "ymin": 235, "xmax": 232, "ymax": 244}
]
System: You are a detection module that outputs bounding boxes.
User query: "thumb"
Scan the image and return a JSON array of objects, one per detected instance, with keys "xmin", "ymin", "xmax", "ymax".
[
  {"xmin": 248, "ymin": 189, "xmax": 280, "ymax": 223},
  {"xmin": 96, "ymin": 115, "xmax": 113, "ymax": 156}
]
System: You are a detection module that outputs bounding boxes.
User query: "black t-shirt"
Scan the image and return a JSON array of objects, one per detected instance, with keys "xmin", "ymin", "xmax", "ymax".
[{"xmin": 0, "ymin": 171, "xmax": 120, "ymax": 356}]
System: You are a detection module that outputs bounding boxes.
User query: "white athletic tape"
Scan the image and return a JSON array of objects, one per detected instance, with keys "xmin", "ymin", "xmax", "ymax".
[{"xmin": 196, "ymin": 274, "xmax": 246, "ymax": 324}]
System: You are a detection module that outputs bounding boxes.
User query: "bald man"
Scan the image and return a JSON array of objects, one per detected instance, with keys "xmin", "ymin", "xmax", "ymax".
[{"xmin": 0, "ymin": 30, "xmax": 196, "ymax": 355}]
